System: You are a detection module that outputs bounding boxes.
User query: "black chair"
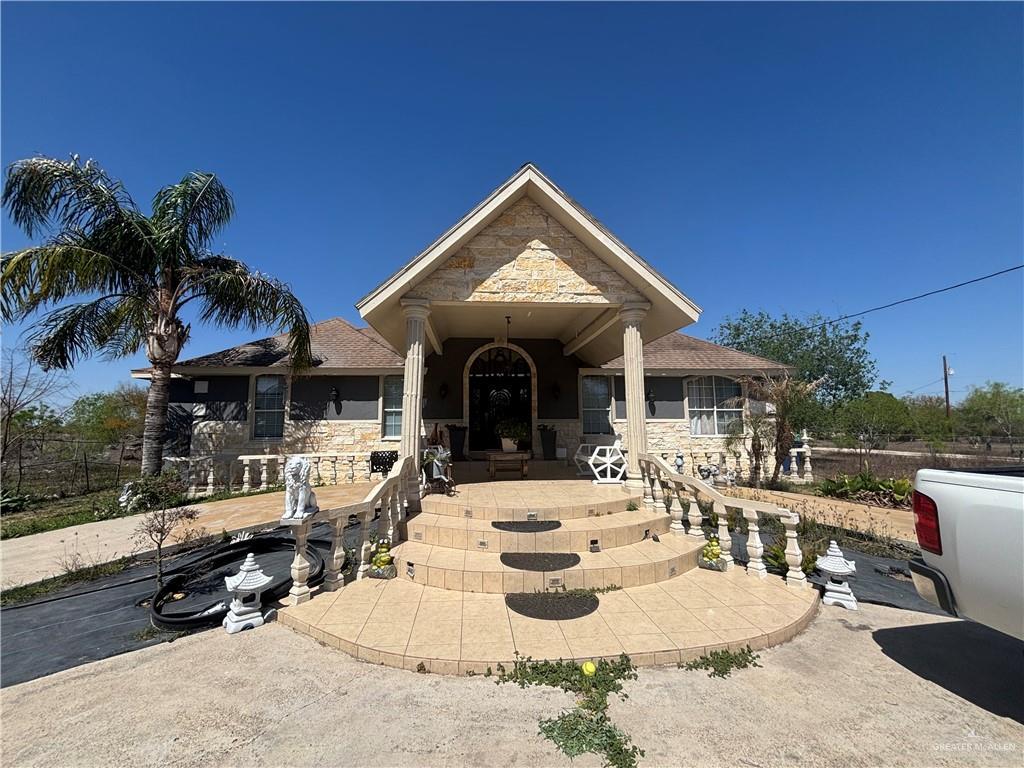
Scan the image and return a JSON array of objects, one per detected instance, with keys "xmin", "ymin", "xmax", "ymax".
[{"xmin": 369, "ymin": 450, "xmax": 399, "ymax": 477}]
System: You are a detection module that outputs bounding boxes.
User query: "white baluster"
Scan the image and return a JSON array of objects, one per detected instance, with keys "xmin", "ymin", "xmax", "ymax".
[
  {"xmin": 331, "ymin": 456, "xmax": 338, "ymax": 485},
  {"xmin": 714, "ymin": 501, "xmax": 733, "ymax": 570},
  {"xmin": 745, "ymin": 507, "xmax": 767, "ymax": 577},
  {"xmin": 347, "ymin": 455, "xmax": 355, "ymax": 483},
  {"xmin": 206, "ymin": 460, "xmax": 215, "ymax": 496},
  {"xmin": 241, "ymin": 460, "xmax": 251, "ymax": 492},
  {"xmin": 782, "ymin": 509, "xmax": 807, "ymax": 588},
  {"xmin": 356, "ymin": 509, "xmax": 373, "ymax": 580},
  {"xmin": 258, "ymin": 458, "xmax": 268, "ymax": 491},
  {"xmin": 667, "ymin": 481, "xmax": 684, "ymax": 532},
  {"xmin": 686, "ymin": 492, "xmax": 704, "ymax": 536},
  {"xmin": 323, "ymin": 518, "xmax": 347, "ymax": 591},
  {"xmin": 287, "ymin": 521, "xmax": 312, "ymax": 605}
]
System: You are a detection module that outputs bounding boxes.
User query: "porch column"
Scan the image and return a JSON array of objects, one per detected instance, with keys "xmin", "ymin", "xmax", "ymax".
[
  {"xmin": 620, "ymin": 303, "xmax": 650, "ymax": 490},
  {"xmin": 399, "ymin": 298, "xmax": 430, "ymax": 467}
]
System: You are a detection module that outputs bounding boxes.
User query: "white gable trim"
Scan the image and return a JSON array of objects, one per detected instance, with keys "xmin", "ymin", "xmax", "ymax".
[{"xmin": 356, "ymin": 164, "xmax": 701, "ymax": 322}]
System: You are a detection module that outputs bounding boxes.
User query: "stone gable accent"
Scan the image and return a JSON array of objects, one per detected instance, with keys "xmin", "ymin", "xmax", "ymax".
[{"xmin": 411, "ymin": 197, "xmax": 645, "ymax": 305}]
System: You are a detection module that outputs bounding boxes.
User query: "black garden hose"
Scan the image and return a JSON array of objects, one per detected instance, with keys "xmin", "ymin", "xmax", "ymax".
[{"xmin": 149, "ymin": 535, "xmax": 327, "ymax": 631}]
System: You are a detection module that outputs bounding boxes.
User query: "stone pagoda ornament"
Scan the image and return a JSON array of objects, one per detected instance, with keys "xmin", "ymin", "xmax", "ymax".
[
  {"xmin": 816, "ymin": 540, "xmax": 858, "ymax": 610},
  {"xmin": 223, "ymin": 553, "xmax": 273, "ymax": 634}
]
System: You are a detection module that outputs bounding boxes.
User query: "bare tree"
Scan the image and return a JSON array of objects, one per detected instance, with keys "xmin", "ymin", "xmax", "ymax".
[
  {"xmin": 134, "ymin": 504, "xmax": 203, "ymax": 586},
  {"xmin": 0, "ymin": 345, "xmax": 70, "ymax": 455}
]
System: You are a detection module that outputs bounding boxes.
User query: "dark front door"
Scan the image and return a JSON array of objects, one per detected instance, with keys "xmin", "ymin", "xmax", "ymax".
[{"xmin": 468, "ymin": 347, "xmax": 532, "ymax": 452}]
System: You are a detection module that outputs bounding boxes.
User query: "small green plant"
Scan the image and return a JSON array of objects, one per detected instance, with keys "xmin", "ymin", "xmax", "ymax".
[
  {"xmin": 0, "ymin": 490, "xmax": 30, "ymax": 514},
  {"xmin": 495, "ymin": 419, "xmax": 530, "ymax": 442},
  {"xmin": 496, "ymin": 654, "xmax": 644, "ymax": 768},
  {"xmin": 681, "ymin": 645, "xmax": 761, "ymax": 678},
  {"xmin": 625, "ymin": 500, "xmax": 638, "ymax": 511},
  {"xmin": 817, "ymin": 471, "xmax": 912, "ymax": 508},
  {"xmin": 763, "ymin": 540, "xmax": 821, "ymax": 575}
]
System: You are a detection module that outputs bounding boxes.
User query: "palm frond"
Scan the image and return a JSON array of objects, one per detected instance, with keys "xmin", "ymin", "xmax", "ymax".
[
  {"xmin": 27, "ymin": 295, "xmax": 147, "ymax": 369},
  {"xmin": 151, "ymin": 172, "xmax": 234, "ymax": 259},
  {"xmin": 184, "ymin": 259, "xmax": 312, "ymax": 370},
  {"xmin": 3, "ymin": 155, "xmax": 141, "ymax": 240}
]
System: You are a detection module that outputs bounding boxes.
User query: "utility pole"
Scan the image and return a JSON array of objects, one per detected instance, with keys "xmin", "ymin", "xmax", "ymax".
[{"xmin": 943, "ymin": 355, "xmax": 952, "ymax": 420}]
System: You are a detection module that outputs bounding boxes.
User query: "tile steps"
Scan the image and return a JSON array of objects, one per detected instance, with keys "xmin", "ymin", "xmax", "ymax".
[
  {"xmin": 391, "ymin": 535, "xmax": 704, "ymax": 593},
  {"xmin": 420, "ymin": 493, "xmax": 643, "ymax": 521},
  {"xmin": 277, "ymin": 570, "xmax": 820, "ymax": 676},
  {"xmin": 400, "ymin": 509, "xmax": 672, "ymax": 553}
]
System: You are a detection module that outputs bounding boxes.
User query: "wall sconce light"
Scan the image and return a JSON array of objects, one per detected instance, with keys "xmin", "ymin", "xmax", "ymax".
[
  {"xmin": 646, "ymin": 388, "xmax": 656, "ymax": 417},
  {"xmin": 329, "ymin": 386, "xmax": 339, "ymax": 401},
  {"xmin": 439, "ymin": 382, "xmax": 449, "ymax": 399},
  {"xmin": 551, "ymin": 383, "xmax": 561, "ymax": 400}
]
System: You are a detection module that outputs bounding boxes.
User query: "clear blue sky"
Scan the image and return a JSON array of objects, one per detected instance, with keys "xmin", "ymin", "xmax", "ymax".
[{"xmin": 2, "ymin": 1, "xmax": 1021, "ymax": 406}]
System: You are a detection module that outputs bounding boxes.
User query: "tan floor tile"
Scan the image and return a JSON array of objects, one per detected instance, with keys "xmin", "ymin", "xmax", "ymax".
[
  {"xmin": 712, "ymin": 627, "xmax": 767, "ymax": 648},
  {"xmin": 616, "ymin": 633, "xmax": 675, "ymax": 655},
  {"xmin": 665, "ymin": 629, "xmax": 721, "ymax": 651},
  {"xmin": 687, "ymin": 605, "xmax": 756, "ymax": 631},
  {"xmin": 419, "ymin": 587, "xmax": 463, "ymax": 603},
  {"xmin": 662, "ymin": 587, "xmax": 726, "ymax": 609},
  {"xmin": 409, "ymin": 619, "xmax": 462, "ymax": 645},
  {"xmin": 565, "ymin": 633, "xmax": 625, "ymax": 659},
  {"xmin": 643, "ymin": 608, "xmax": 708, "ymax": 633},
  {"xmin": 558, "ymin": 613, "xmax": 612, "ymax": 639},
  {"xmin": 405, "ymin": 642, "xmax": 461, "ymax": 660},
  {"xmin": 462, "ymin": 619, "xmax": 513, "ymax": 644},
  {"xmin": 461, "ymin": 641, "xmax": 515, "ymax": 661},
  {"xmin": 594, "ymin": 590, "xmax": 638, "ymax": 612},
  {"xmin": 514, "ymin": 635, "xmax": 573, "ymax": 661},
  {"xmin": 731, "ymin": 604, "xmax": 793, "ymax": 632},
  {"xmin": 600, "ymin": 610, "xmax": 663, "ymax": 636}
]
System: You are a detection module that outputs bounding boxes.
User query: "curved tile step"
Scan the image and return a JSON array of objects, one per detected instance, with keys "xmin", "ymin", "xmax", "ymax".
[
  {"xmin": 390, "ymin": 535, "xmax": 703, "ymax": 593},
  {"xmin": 278, "ymin": 568, "xmax": 820, "ymax": 675},
  {"xmin": 400, "ymin": 509, "xmax": 672, "ymax": 553},
  {"xmin": 421, "ymin": 479, "xmax": 641, "ymax": 520}
]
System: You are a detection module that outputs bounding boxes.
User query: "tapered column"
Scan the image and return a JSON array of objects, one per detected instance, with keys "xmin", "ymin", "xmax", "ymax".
[
  {"xmin": 399, "ymin": 298, "xmax": 430, "ymax": 465},
  {"xmin": 620, "ymin": 303, "xmax": 650, "ymax": 490}
]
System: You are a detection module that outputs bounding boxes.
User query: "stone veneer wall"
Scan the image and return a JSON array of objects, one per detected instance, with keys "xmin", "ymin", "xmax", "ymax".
[
  {"xmin": 612, "ymin": 418, "xmax": 750, "ymax": 476},
  {"xmin": 410, "ymin": 197, "xmax": 646, "ymax": 305}
]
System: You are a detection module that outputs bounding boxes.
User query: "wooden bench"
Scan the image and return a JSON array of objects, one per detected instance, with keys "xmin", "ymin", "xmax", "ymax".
[{"xmin": 487, "ymin": 451, "xmax": 530, "ymax": 480}]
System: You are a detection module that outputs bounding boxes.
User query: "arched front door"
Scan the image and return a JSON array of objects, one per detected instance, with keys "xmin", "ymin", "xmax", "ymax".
[{"xmin": 466, "ymin": 345, "xmax": 533, "ymax": 452}]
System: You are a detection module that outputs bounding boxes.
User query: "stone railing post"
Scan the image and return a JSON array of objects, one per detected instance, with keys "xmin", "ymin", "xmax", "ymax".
[
  {"xmin": 666, "ymin": 481, "xmax": 684, "ymax": 532},
  {"xmin": 652, "ymin": 467, "xmax": 665, "ymax": 510},
  {"xmin": 356, "ymin": 510, "xmax": 374, "ymax": 580},
  {"xmin": 744, "ymin": 507, "xmax": 767, "ymax": 577},
  {"xmin": 347, "ymin": 455, "xmax": 355, "ymax": 483},
  {"xmin": 323, "ymin": 518, "xmax": 347, "ymax": 591},
  {"xmin": 187, "ymin": 461, "xmax": 199, "ymax": 497},
  {"xmin": 803, "ymin": 450, "xmax": 813, "ymax": 483},
  {"xmin": 313, "ymin": 456, "xmax": 322, "ymax": 485},
  {"xmin": 686, "ymin": 491, "xmax": 704, "ymax": 537},
  {"xmin": 782, "ymin": 509, "xmax": 808, "ymax": 589},
  {"xmin": 241, "ymin": 459, "xmax": 251, "ymax": 493},
  {"xmin": 788, "ymin": 449, "xmax": 799, "ymax": 478},
  {"xmin": 714, "ymin": 500, "xmax": 733, "ymax": 569},
  {"xmin": 258, "ymin": 458, "xmax": 268, "ymax": 491},
  {"xmin": 641, "ymin": 461, "xmax": 655, "ymax": 509},
  {"xmin": 287, "ymin": 520, "xmax": 312, "ymax": 605},
  {"xmin": 206, "ymin": 460, "xmax": 215, "ymax": 496},
  {"xmin": 276, "ymin": 457, "xmax": 286, "ymax": 486},
  {"xmin": 330, "ymin": 456, "xmax": 338, "ymax": 485}
]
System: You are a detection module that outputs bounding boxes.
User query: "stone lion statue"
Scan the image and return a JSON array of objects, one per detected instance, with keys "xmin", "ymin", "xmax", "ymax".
[{"xmin": 282, "ymin": 456, "xmax": 319, "ymax": 521}]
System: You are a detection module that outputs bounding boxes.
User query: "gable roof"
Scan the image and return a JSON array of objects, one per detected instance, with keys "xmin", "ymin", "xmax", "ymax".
[
  {"xmin": 355, "ymin": 163, "xmax": 702, "ymax": 364},
  {"xmin": 601, "ymin": 332, "xmax": 792, "ymax": 374},
  {"xmin": 168, "ymin": 317, "xmax": 404, "ymax": 372}
]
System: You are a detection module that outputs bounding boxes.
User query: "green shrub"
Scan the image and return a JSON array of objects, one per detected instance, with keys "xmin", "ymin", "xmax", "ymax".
[
  {"xmin": 682, "ymin": 645, "xmax": 761, "ymax": 678},
  {"xmin": 817, "ymin": 471, "xmax": 912, "ymax": 508}
]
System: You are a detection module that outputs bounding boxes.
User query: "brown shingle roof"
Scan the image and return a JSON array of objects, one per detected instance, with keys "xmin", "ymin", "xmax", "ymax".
[
  {"xmin": 174, "ymin": 317, "xmax": 404, "ymax": 370},
  {"xmin": 601, "ymin": 333, "xmax": 791, "ymax": 373}
]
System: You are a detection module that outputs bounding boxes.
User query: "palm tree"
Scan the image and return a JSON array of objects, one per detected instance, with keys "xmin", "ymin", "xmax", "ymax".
[{"xmin": 2, "ymin": 155, "xmax": 312, "ymax": 475}]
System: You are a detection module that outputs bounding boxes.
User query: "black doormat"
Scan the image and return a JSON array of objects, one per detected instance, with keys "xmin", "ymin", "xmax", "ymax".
[
  {"xmin": 500, "ymin": 552, "xmax": 580, "ymax": 571},
  {"xmin": 505, "ymin": 591, "xmax": 598, "ymax": 620},
  {"xmin": 491, "ymin": 520, "xmax": 562, "ymax": 533}
]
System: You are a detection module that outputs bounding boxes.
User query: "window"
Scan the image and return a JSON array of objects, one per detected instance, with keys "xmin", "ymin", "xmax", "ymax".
[
  {"xmin": 582, "ymin": 375, "xmax": 612, "ymax": 434},
  {"xmin": 382, "ymin": 375, "xmax": 404, "ymax": 438},
  {"xmin": 687, "ymin": 376, "xmax": 742, "ymax": 436},
  {"xmin": 253, "ymin": 375, "xmax": 286, "ymax": 439}
]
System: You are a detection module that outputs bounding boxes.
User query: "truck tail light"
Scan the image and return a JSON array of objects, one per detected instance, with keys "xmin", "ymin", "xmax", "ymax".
[{"xmin": 913, "ymin": 490, "xmax": 942, "ymax": 555}]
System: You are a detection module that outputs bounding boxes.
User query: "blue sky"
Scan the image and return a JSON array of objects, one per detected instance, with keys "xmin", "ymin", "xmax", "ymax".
[{"xmin": 2, "ymin": 1, "xmax": 1021, "ymax": 406}]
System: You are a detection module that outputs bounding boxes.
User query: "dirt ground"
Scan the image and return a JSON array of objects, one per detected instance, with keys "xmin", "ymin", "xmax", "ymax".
[{"xmin": 2, "ymin": 602, "xmax": 1021, "ymax": 768}]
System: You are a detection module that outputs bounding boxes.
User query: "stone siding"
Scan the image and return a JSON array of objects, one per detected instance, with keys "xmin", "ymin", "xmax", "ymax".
[{"xmin": 411, "ymin": 197, "xmax": 645, "ymax": 305}]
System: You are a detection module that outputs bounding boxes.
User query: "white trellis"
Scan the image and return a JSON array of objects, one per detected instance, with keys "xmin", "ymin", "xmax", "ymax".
[{"xmin": 588, "ymin": 443, "xmax": 626, "ymax": 484}]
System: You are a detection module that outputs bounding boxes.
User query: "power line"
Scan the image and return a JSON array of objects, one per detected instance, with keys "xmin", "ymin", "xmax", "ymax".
[{"xmin": 754, "ymin": 264, "xmax": 1024, "ymax": 341}]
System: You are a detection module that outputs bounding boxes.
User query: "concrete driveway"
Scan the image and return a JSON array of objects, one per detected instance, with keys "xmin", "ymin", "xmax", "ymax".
[{"xmin": 2, "ymin": 603, "xmax": 1021, "ymax": 768}]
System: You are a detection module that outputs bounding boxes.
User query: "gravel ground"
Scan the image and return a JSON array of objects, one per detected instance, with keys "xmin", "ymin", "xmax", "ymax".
[{"xmin": 2, "ymin": 603, "xmax": 1021, "ymax": 768}]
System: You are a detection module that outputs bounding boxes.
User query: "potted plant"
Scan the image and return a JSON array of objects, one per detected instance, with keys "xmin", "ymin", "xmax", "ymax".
[
  {"xmin": 422, "ymin": 446, "xmax": 452, "ymax": 480},
  {"xmin": 496, "ymin": 419, "xmax": 529, "ymax": 452},
  {"xmin": 445, "ymin": 423, "xmax": 467, "ymax": 461},
  {"xmin": 538, "ymin": 424, "xmax": 558, "ymax": 460}
]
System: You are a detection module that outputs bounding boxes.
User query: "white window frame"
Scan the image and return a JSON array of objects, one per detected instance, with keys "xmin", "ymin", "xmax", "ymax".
[
  {"xmin": 686, "ymin": 376, "xmax": 743, "ymax": 436},
  {"xmin": 580, "ymin": 374, "xmax": 613, "ymax": 436},
  {"xmin": 382, "ymin": 374, "xmax": 403, "ymax": 440},
  {"xmin": 252, "ymin": 374, "xmax": 287, "ymax": 440}
]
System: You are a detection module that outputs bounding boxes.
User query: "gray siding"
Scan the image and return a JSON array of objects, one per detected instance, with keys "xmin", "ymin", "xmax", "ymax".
[
  {"xmin": 169, "ymin": 375, "xmax": 249, "ymax": 422},
  {"xmin": 290, "ymin": 376, "xmax": 380, "ymax": 421},
  {"xmin": 614, "ymin": 376, "xmax": 684, "ymax": 419}
]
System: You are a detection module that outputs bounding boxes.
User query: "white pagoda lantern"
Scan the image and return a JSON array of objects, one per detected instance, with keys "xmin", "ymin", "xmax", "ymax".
[
  {"xmin": 223, "ymin": 553, "xmax": 273, "ymax": 634},
  {"xmin": 816, "ymin": 540, "xmax": 858, "ymax": 610}
]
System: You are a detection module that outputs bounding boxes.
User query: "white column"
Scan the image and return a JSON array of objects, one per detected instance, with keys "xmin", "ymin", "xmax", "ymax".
[
  {"xmin": 399, "ymin": 298, "xmax": 430, "ymax": 467},
  {"xmin": 620, "ymin": 303, "xmax": 650, "ymax": 490}
]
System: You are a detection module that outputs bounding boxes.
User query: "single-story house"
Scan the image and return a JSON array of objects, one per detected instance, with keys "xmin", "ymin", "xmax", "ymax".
[{"xmin": 138, "ymin": 164, "xmax": 787, "ymax": 484}]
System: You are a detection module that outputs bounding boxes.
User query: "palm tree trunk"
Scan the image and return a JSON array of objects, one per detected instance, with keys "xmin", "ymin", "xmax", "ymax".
[{"xmin": 141, "ymin": 364, "xmax": 172, "ymax": 476}]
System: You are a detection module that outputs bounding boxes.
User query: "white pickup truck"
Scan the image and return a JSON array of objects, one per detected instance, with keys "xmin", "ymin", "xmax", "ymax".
[{"xmin": 910, "ymin": 467, "xmax": 1024, "ymax": 640}]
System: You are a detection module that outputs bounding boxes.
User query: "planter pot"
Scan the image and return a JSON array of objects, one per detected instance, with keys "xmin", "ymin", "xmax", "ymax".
[
  {"xmin": 539, "ymin": 429, "xmax": 557, "ymax": 460},
  {"xmin": 501, "ymin": 438, "xmax": 518, "ymax": 452},
  {"xmin": 447, "ymin": 426, "xmax": 467, "ymax": 461}
]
